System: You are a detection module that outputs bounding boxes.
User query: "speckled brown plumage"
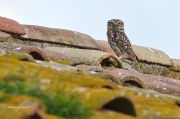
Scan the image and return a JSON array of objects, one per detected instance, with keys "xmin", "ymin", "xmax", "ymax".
[{"xmin": 107, "ymin": 19, "xmax": 137, "ymax": 61}]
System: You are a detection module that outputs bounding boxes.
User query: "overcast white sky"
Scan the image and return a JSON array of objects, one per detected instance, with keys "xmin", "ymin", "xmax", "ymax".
[{"xmin": 0, "ymin": 1, "xmax": 180, "ymax": 59}]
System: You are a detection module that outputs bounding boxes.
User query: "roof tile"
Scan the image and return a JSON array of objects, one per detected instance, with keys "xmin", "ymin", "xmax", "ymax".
[
  {"xmin": 45, "ymin": 47, "xmax": 123, "ymax": 68},
  {"xmin": 0, "ymin": 16, "xmax": 25, "ymax": 35},
  {"xmin": 20, "ymin": 25, "xmax": 100, "ymax": 50}
]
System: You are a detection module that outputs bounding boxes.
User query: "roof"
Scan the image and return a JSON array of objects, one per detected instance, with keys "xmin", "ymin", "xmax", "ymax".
[{"xmin": 0, "ymin": 16, "xmax": 180, "ymax": 119}]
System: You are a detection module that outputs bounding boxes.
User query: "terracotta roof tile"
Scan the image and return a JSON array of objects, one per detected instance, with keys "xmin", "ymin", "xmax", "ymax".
[
  {"xmin": 0, "ymin": 31, "xmax": 10, "ymax": 38},
  {"xmin": 0, "ymin": 16, "xmax": 25, "ymax": 35},
  {"xmin": 0, "ymin": 44, "xmax": 83, "ymax": 65},
  {"xmin": 132, "ymin": 45, "xmax": 172, "ymax": 66},
  {"xmin": 20, "ymin": 25, "xmax": 100, "ymax": 50},
  {"xmin": 45, "ymin": 47, "xmax": 123, "ymax": 68},
  {"xmin": 96, "ymin": 40, "xmax": 172, "ymax": 66},
  {"xmin": 106, "ymin": 69, "xmax": 180, "ymax": 95}
]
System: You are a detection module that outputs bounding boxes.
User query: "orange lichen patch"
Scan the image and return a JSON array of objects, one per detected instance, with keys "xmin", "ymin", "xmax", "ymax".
[
  {"xmin": 90, "ymin": 110, "xmax": 137, "ymax": 119},
  {"xmin": 45, "ymin": 114, "xmax": 64, "ymax": 119}
]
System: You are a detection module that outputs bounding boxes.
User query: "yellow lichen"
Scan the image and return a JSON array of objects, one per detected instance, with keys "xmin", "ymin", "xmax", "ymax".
[
  {"xmin": 50, "ymin": 57, "xmax": 72, "ymax": 65},
  {"xmin": 4, "ymin": 51, "xmax": 35, "ymax": 62},
  {"xmin": 0, "ymin": 56, "xmax": 180, "ymax": 119}
]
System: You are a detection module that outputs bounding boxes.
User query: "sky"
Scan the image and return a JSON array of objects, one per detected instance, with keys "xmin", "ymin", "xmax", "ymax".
[{"xmin": 0, "ymin": 1, "xmax": 180, "ymax": 59}]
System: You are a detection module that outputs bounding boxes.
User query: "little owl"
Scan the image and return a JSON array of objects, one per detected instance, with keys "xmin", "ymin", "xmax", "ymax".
[{"xmin": 107, "ymin": 19, "xmax": 137, "ymax": 61}]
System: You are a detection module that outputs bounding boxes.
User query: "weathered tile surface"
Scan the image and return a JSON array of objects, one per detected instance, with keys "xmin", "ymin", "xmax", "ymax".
[
  {"xmin": 96, "ymin": 40, "xmax": 115, "ymax": 54},
  {"xmin": 0, "ymin": 16, "xmax": 25, "ymax": 35},
  {"xmin": 171, "ymin": 59, "xmax": 180, "ymax": 71},
  {"xmin": 0, "ymin": 31, "xmax": 10, "ymax": 38},
  {"xmin": 132, "ymin": 45, "xmax": 172, "ymax": 66},
  {"xmin": 20, "ymin": 25, "xmax": 100, "ymax": 50},
  {"xmin": 35, "ymin": 60, "xmax": 79, "ymax": 71},
  {"xmin": 106, "ymin": 69, "xmax": 180, "ymax": 95},
  {"xmin": 0, "ymin": 44, "xmax": 83, "ymax": 65},
  {"xmin": 96, "ymin": 40, "xmax": 172, "ymax": 66},
  {"xmin": 45, "ymin": 47, "xmax": 123, "ymax": 68}
]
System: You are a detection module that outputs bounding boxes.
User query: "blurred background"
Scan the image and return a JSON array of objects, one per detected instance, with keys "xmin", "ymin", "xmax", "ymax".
[{"xmin": 0, "ymin": 0, "xmax": 180, "ymax": 59}]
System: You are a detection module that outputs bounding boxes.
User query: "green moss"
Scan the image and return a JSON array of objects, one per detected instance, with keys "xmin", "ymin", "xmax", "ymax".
[
  {"xmin": 0, "ymin": 79, "xmax": 94, "ymax": 119},
  {"xmin": 169, "ymin": 63, "xmax": 180, "ymax": 73},
  {"xmin": 4, "ymin": 74, "xmax": 25, "ymax": 82},
  {"xmin": 0, "ymin": 37, "xmax": 8, "ymax": 42},
  {"xmin": 125, "ymin": 61, "xmax": 173, "ymax": 78},
  {"xmin": 170, "ymin": 71, "xmax": 180, "ymax": 80},
  {"xmin": 0, "ymin": 56, "xmax": 180, "ymax": 118},
  {"xmin": 68, "ymin": 40, "xmax": 74, "ymax": 45}
]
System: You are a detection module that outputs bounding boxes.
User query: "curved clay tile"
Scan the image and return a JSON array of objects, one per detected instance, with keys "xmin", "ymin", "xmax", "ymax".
[
  {"xmin": 95, "ymin": 40, "xmax": 172, "ymax": 66},
  {"xmin": 0, "ymin": 31, "xmax": 10, "ymax": 39},
  {"xmin": 0, "ymin": 44, "xmax": 83, "ymax": 65},
  {"xmin": 95, "ymin": 40, "xmax": 115, "ymax": 54},
  {"xmin": 44, "ymin": 47, "xmax": 123, "ymax": 68},
  {"xmin": 107, "ymin": 69, "xmax": 180, "ymax": 95},
  {"xmin": 102, "ymin": 97, "xmax": 136, "ymax": 116},
  {"xmin": 120, "ymin": 76, "xmax": 146, "ymax": 89},
  {"xmin": 0, "ymin": 16, "xmax": 25, "ymax": 35},
  {"xmin": 170, "ymin": 59, "xmax": 180, "ymax": 71},
  {"xmin": 5, "ymin": 51, "xmax": 35, "ymax": 62},
  {"xmin": 76, "ymin": 87, "xmax": 180, "ymax": 118},
  {"xmin": 1, "ymin": 44, "xmax": 48, "ymax": 61},
  {"xmin": 35, "ymin": 60, "xmax": 78, "ymax": 71},
  {"xmin": 132, "ymin": 45, "xmax": 172, "ymax": 66},
  {"xmin": 20, "ymin": 25, "xmax": 100, "ymax": 50},
  {"xmin": 87, "ymin": 71, "xmax": 121, "ymax": 85}
]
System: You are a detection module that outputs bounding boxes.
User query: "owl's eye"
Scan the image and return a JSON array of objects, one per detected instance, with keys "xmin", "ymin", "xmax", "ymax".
[
  {"xmin": 108, "ymin": 22, "xmax": 113, "ymax": 27},
  {"xmin": 118, "ymin": 23, "xmax": 122, "ymax": 27}
]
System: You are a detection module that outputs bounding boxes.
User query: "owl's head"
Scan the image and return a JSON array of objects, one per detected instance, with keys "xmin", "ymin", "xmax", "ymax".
[{"xmin": 107, "ymin": 19, "xmax": 124, "ymax": 31}]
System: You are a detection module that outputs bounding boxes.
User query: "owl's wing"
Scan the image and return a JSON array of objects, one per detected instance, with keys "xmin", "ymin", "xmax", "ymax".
[
  {"xmin": 107, "ymin": 30, "xmax": 113, "ymax": 45},
  {"xmin": 115, "ymin": 31, "xmax": 133, "ymax": 53}
]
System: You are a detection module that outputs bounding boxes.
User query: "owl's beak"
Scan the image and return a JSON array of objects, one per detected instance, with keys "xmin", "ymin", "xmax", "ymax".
[{"xmin": 114, "ymin": 24, "xmax": 117, "ymax": 28}]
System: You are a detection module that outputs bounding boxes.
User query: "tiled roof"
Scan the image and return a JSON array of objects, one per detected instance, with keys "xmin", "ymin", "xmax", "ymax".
[{"xmin": 0, "ymin": 16, "xmax": 180, "ymax": 119}]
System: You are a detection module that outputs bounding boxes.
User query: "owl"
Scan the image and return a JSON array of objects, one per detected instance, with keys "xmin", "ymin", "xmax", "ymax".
[{"xmin": 107, "ymin": 19, "xmax": 137, "ymax": 61}]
